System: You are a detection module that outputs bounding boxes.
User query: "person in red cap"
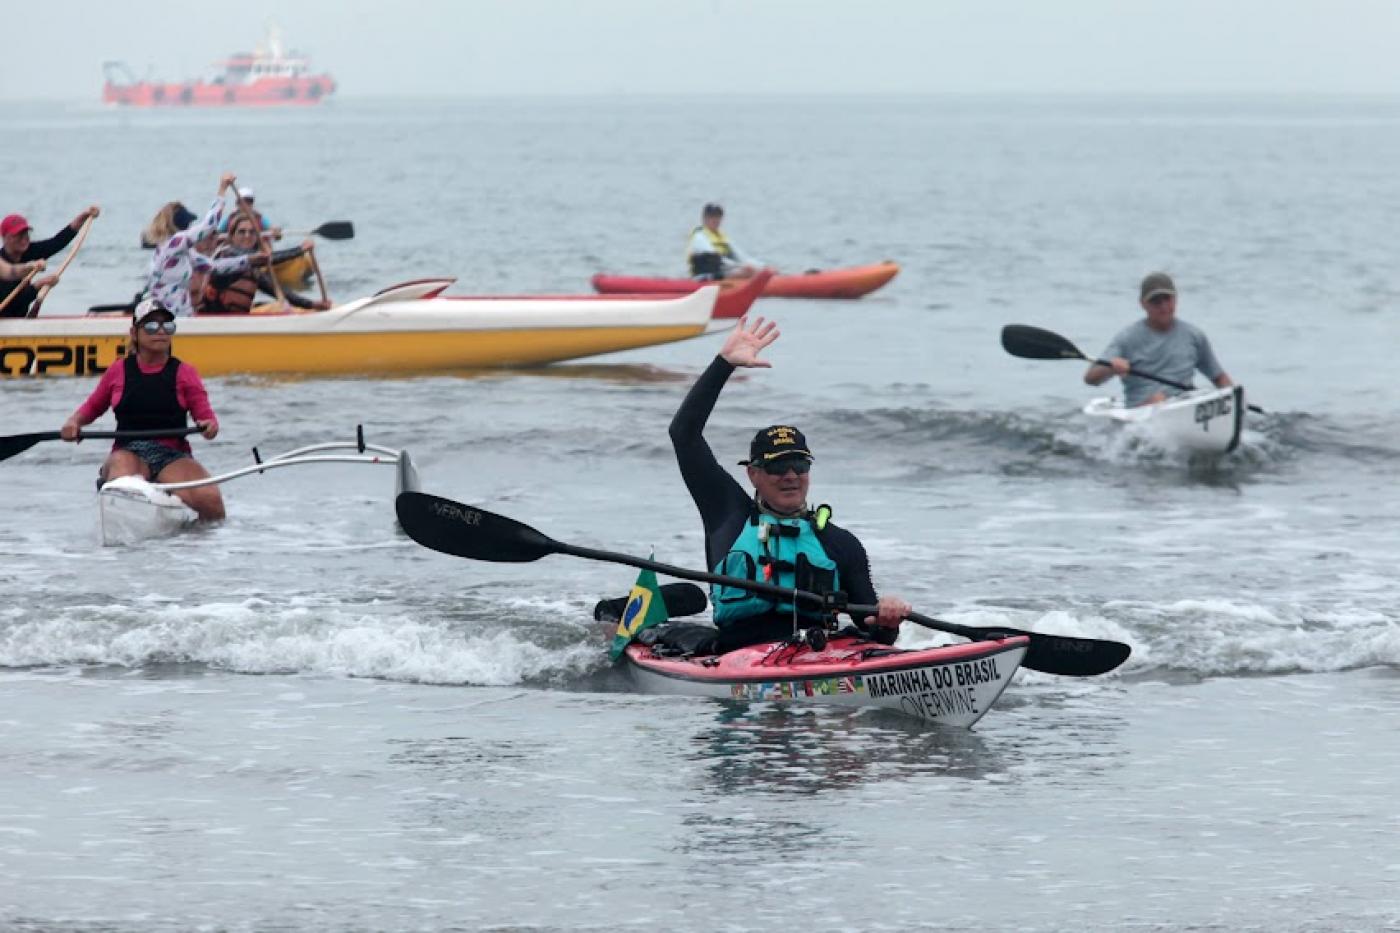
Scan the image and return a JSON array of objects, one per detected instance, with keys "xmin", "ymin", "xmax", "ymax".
[
  {"xmin": 59, "ymin": 298, "xmax": 224, "ymax": 521},
  {"xmin": 668, "ymin": 316, "xmax": 912, "ymax": 653},
  {"xmin": 1, "ymin": 205, "xmax": 100, "ymax": 318}
]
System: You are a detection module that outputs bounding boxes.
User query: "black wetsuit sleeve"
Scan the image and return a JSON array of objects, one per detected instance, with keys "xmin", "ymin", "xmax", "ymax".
[
  {"xmin": 669, "ymin": 355, "xmax": 754, "ymax": 568},
  {"xmin": 824, "ymin": 523, "xmax": 897, "ymax": 645},
  {"xmin": 268, "ymin": 244, "xmax": 307, "ymax": 264},
  {"xmin": 27, "ymin": 226, "xmax": 77, "ymax": 262}
]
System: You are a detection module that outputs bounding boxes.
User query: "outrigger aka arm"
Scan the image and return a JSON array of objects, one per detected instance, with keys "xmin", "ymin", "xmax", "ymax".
[{"xmin": 150, "ymin": 440, "xmax": 405, "ymax": 491}]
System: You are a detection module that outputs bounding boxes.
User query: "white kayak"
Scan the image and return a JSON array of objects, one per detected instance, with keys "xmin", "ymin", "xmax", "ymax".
[
  {"xmin": 96, "ymin": 430, "xmax": 420, "ymax": 546},
  {"xmin": 1083, "ymin": 384, "xmax": 1245, "ymax": 455}
]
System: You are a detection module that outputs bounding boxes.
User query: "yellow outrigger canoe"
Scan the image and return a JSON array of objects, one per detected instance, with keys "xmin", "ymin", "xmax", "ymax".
[
  {"xmin": 0, "ymin": 279, "xmax": 733, "ymax": 379},
  {"xmin": 273, "ymin": 251, "xmax": 315, "ymax": 292}
]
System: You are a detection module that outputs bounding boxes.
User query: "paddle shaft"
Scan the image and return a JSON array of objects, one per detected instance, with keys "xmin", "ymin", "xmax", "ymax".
[
  {"xmin": 1090, "ymin": 355, "xmax": 1264, "ymax": 415},
  {"xmin": 0, "ymin": 267, "xmax": 39, "ymax": 315},
  {"xmin": 30, "ymin": 214, "xmax": 95, "ymax": 317},
  {"xmin": 558, "ymin": 543, "xmax": 1013, "ymax": 644},
  {"xmin": 307, "ymin": 247, "xmax": 330, "ymax": 305},
  {"xmin": 1, "ymin": 426, "xmax": 202, "ymax": 463}
]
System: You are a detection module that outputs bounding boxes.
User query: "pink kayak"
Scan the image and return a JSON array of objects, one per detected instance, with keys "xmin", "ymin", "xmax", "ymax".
[
  {"xmin": 623, "ymin": 632, "xmax": 1027, "ymax": 728},
  {"xmin": 593, "ymin": 261, "xmax": 900, "ymax": 301}
]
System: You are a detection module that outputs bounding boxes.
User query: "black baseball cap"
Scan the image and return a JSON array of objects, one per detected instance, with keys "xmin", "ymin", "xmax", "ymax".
[
  {"xmin": 171, "ymin": 204, "xmax": 197, "ymax": 232},
  {"xmin": 739, "ymin": 424, "xmax": 813, "ymax": 466}
]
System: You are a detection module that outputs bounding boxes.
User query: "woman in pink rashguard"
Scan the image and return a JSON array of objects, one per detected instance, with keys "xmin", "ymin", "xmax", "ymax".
[{"xmin": 60, "ymin": 298, "xmax": 225, "ymax": 521}]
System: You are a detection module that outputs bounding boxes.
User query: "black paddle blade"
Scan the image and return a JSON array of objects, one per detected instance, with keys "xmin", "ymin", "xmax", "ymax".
[
  {"xmin": 314, "ymin": 221, "xmax": 354, "ymax": 240},
  {"xmin": 394, "ymin": 491, "xmax": 559, "ymax": 563},
  {"xmin": 965, "ymin": 624, "xmax": 1131, "ymax": 676},
  {"xmin": 0, "ymin": 431, "xmax": 57, "ymax": 463},
  {"xmin": 1000, "ymin": 324, "xmax": 1088, "ymax": 362}
]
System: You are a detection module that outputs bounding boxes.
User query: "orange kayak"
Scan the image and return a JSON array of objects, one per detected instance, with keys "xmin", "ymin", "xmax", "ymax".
[{"xmin": 592, "ymin": 261, "xmax": 899, "ymax": 300}]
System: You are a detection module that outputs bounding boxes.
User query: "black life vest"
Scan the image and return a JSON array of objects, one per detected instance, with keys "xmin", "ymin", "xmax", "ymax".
[{"xmin": 114, "ymin": 355, "xmax": 188, "ymax": 433}]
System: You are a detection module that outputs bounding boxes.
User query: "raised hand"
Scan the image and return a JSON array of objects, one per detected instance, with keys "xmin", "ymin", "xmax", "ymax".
[
  {"xmin": 72, "ymin": 205, "xmax": 100, "ymax": 228},
  {"xmin": 720, "ymin": 315, "xmax": 779, "ymax": 369}
]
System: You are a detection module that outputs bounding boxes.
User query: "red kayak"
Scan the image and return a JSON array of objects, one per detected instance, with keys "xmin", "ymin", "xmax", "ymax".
[
  {"xmin": 593, "ymin": 261, "xmax": 899, "ymax": 301},
  {"xmin": 710, "ymin": 269, "xmax": 771, "ymax": 321},
  {"xmin": 624, "ymin": 632, "xmax": 1028, "ymax": 728}
]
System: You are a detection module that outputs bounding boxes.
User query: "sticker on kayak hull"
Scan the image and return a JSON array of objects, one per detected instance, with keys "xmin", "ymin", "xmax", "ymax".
[{"xmin": 730, "ymin": 676, "xmax": 863, "ymax": 700}]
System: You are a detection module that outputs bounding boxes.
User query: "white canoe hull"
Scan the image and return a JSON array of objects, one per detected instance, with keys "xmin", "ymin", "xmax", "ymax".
[
  {"xmin": 1084, "ymin": 384, "xmax": 1245, "ymax": 454},
  {"xmin": 97, "ymin": 476, "xmax": 196, "ymax": 546}
]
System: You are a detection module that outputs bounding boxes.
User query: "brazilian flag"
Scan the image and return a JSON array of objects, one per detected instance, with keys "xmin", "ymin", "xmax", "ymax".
[{"xmin": 608, "ymin": 565, "xmax": 670, "ymax": 661}]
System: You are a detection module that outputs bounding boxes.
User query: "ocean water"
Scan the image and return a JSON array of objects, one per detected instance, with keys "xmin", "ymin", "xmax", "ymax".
[{"xmin": 2, "ymin": 95, "xmax": 1400, "ymax": 931}]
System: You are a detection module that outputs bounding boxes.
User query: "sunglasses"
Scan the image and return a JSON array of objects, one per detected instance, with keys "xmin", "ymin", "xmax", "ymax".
[
  {"xmin": 140, "ymin": 320, "xmax": 177, "ymax": 335},
  {"xmin": 1147, "ymin": 294, "xmax": 1174, "ymax": 306},
  {"xmin": 760, "ymin": 458, "xmax": 812, "ymax": 476}
]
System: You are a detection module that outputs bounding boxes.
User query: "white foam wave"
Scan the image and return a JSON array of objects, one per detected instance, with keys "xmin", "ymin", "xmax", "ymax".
[
  {"xmin": 0, "ymin": 599, "xmax": 602, "ymax": 686},
  {"xmin": 896, "ymin": 601, "xmax": 1399, "ymax": 679}
]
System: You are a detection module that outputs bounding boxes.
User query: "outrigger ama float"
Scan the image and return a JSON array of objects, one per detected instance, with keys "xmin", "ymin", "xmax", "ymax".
[
  {"xmin": 0, "ymin": 276, "xmax": 765, "ymax": 379},
  {"xmin": 98, "ymin": 428, "xmax": 418, "ymax": 546}
]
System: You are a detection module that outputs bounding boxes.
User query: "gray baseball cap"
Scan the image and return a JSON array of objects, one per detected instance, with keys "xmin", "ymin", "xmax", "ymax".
[{"xmin": 1140, "ymin": 272, "xmax": 1177, "ymax": 301}]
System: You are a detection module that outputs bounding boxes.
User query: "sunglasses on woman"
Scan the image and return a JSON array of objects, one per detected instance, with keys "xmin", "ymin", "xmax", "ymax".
[
  {"xmin": 140, "ymin": 320, "xmax": 178, "ymax": 335},
  {"xmin": 761, "ymin": 457, "xmax": 812, "ymax": 476}
]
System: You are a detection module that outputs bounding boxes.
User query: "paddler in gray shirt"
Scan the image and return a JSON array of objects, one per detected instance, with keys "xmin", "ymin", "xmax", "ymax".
[{"xmin": 1084, "ymin": 272, "xmax": 1234, "ymax": 407}]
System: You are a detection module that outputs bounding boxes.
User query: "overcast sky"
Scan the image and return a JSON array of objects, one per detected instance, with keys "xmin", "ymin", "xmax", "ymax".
[{"xmin": 4, "ymin": 0, "xmax": 1400, "ymax": 100}]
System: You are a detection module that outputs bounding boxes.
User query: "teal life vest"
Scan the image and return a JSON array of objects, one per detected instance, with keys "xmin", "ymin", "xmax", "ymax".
[{"xmin": 711, "ymin": 506, "xmax": 839, "ymax": 626}]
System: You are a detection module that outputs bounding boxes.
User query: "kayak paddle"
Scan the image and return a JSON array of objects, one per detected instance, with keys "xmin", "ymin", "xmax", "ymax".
[
  {"xmin": 285, "ymin": 221, "xmax": 354, "ymax": 241},
  {"xmin": 0, "ymin": 267, "xmax": 40, "ymax": 315},
  {"xmin": 1000, "ymin": 324, "xmax": 1265, "ymax": 414},
  {"xmin": 0, "ymin": 426, "xmax": 202, "ymax": 463},
  {"xmin": 394, "ymin": 490, "xmax": 1132, "ymax": 677}
]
